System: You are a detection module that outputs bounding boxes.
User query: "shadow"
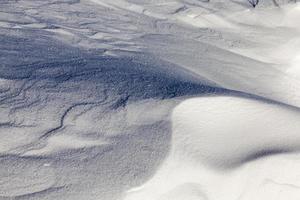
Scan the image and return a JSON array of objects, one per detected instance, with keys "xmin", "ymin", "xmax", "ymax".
[{"xmin": 0, "ymin": 28, "xmax": 231, "ymax": 200}]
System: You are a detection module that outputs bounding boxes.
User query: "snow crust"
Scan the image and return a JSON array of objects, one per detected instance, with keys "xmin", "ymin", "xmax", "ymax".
[{"xmin": 1, "ymin": 0, "xmax": 300, "ymax": 199}]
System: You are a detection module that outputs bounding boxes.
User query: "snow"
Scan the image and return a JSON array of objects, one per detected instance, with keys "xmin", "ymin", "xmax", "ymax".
[
  {"xmin": 1, "ymin": 0, "xmax": 300, "ymax": 200},
  {"xmin": 125, "ymin": 96, "xmax": 300, "ymax": 200}
]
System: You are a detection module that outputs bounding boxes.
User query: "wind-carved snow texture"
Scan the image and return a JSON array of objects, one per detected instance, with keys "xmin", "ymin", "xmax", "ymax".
[{"xmin": 1, "ymin": 0, "xmax": 300, "ymax": 200}]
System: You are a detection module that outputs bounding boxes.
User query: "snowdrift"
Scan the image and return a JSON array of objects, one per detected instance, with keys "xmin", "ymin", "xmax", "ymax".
[{"xmin": 1, "ymin": 0, "xmax": 300, "ymax": 200}]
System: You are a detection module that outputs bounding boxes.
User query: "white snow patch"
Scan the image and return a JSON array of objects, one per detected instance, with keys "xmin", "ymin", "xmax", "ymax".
[{"xmin": 125, "ymin": 96, "xmax": 300, "ymax": 200}]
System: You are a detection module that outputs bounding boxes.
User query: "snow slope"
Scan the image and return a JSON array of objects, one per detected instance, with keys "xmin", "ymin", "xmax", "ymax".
[{"xmin": 0, "ymin": 0, "xmax": 300, "ymax": 200}]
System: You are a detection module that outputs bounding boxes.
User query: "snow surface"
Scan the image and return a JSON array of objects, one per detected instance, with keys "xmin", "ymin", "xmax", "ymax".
[{"xmin": 1, "ymin": 0, "xmax": 300, "ymax": 200}]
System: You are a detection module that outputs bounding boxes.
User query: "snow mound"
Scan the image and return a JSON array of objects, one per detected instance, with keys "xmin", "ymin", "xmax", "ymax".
[{"xmin": 125, "ymin": 96, "xmax": 300, "ymax": 200}]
